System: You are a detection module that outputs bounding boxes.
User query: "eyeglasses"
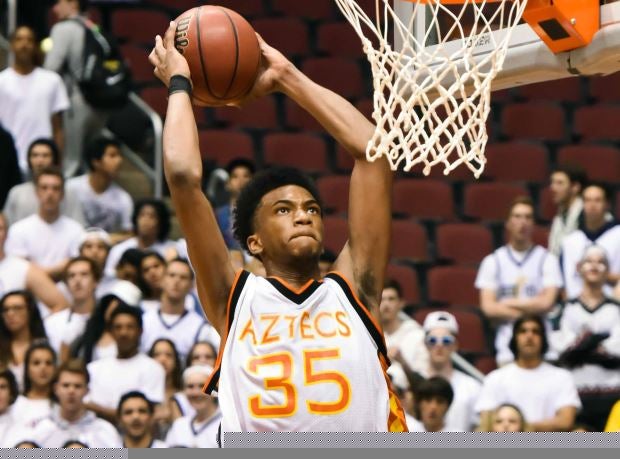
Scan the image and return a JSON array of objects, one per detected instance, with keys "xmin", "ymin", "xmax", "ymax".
[
  {"xmin": 1, "ymin": 305, "xmax": 27, "ymax": 315},
  {"xmin": 425, "ymin": 335, "xmax": 455, "ymax": 347}
]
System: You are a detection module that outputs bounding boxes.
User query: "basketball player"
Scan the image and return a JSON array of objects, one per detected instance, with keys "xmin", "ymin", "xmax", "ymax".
[{"xmin": 149, "ymin": 23, "xmax": 407, "ymax": 435}]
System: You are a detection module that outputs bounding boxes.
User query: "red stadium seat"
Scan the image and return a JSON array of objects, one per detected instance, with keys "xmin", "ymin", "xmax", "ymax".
[
  {"xmin": 334, "ymin": 145, "xmax": 355, "ymax": 173},
  {"xmin": 385, "ymin": 264, "xmax": 421, "ymax": 306},
  {"xmin": 140, "ymin": 86, "xmax": 168, "ymax": 118},
  {"xmin": 286, "ymin": 96, "xmax": 372, "ymax": 133},
  {"xmin": 301, "ymin": 58, "xmax": 364, "ymax": 99},
  {"xmin": 323, "ymin": 216, "xmax": 348, "ymax": 254},
  {"xmin": 436, "ymin": 223, "xmax": 493, "ymax": 265},
  {"xmin": 391, "ymin": 220, "xmax": 429, "ymax": 263},
  {"xmin": 501, "ymin": 102, "xmax": 567, "ymax": 141},
  {"xmin": 589, "ymin": 72, "xmax": 620, "ymax": 102},
  {"xmin": 537, "ymin": 187, "xmax": 556, "ymax": 222},
  {"xmin": 517, "ymin": 77, "xmax": 584, "ymax": 104},
  {"xmin": 111, "ymin": 9, "xmax": 169, "ymax": 45},
  {"xmin": 197, "ymin": 129, "xmax": 254, "ymax": 164},
  {"xmin": 271, "ymin": 0, "xmax": 336, "ymax": 20},
  {"xmin": 574, "ymin": 104, "xmax": 620, "ymax": 141},
  {"xmin": 392, "ymin": 179, "xmax": 455, "ymax": 220},
  {"xmin": 463, "ymin": 183, "xmax": 529, "ymax": 221},
  {"xmin": 252, "ymin": 18, "xmax": 309, "ymax": 56},
  {"xmin": 484, "ymin": 142, "xmax": 549, "ymax": 183},
  {"xmin": 263, "ymin": 133, "xmax": 329, "ymax": 174},
  {"xmin": 475, "ymin": 355, "xmax": 497, "ymax": 374},
  {"xmin": 317, "ymin": 22, "xmax": 364, "ymax": 57},
  {"xmin": 149, "ymin": 0, "xmax": 265, "ymax": 16},
  {"xmin": 215, "ymin": 96, "xmax": 278, "ymax": 129},
  {"xmin": 120, "ymin": 44, "xmax": 154, "ymax": 85},
  {"xmin": 427, "ymin": 266, "xmax": 479, "ymax": 307},
  {"xmin": 316, "ymin": 175, "xmax": 350, "ymax": 215},
  {"xmin": 502, "ymin": 224, "xmax": 550, "ymax": 248},
  {"xmin": 557, "ymin": 144, "xmax": 620, "ymax": 183}
]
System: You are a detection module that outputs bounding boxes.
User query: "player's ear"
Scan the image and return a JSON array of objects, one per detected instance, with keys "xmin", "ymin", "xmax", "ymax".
[{"xmin": 247, "ymin": 234, "xmax": 263, "ymax": 257}]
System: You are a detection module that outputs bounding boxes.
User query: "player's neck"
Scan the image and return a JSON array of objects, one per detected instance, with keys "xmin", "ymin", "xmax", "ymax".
[
  {"xmin": 26, "ymin": 386, "xmax": 51, "ymax": 400},
  {"xmin": 160, "ymin": 295, "xmax": 185, "ymax": 314},
  {"xmin": 382, "ymin": 318, "xmax": 402, "ymax": 335},
  {"xmin": 12, "ymin": 62, "xmax": 35, "ymax": 75},
  {"xmin": 117, "ymin": 348, "xmax": 139, "ymax": 360},
  {"xmin": 508, "ymin": 239, "xmax": 532, "ymax": 253},
  {"xmin": 89, "ymin": 170, "xmax": 113, "ymax": 193},
  {"xmin": 138, "ymin": 233, "xmax": 157, "ymax": 249},
  {"xmin": 585, "ymin": 216, "xmax": 606, "ymax": 233},
  {"xmin": 579, "ymin": 286, "xmax": 605, "ymax": 309},
  {"xmin": 424, "ymin": 420, "xmax": 445, "ymax": 433},
  {"xmin": 61, "ymin": 405, "xmax": 86, "ymax": 423},
  {"xmin": 73, "ymin": 296, "xmax": 95, "ymax": 314},
  {"xmin": 194, "ymin": 404, "xmax": 216, "ymax": 423},
  {"xmin": 124, "ymin": 434, "xmax": 153, "ymax": 448},
  {"xmin": 263, "ymin": 262, "xmax": 320, "ymax": 289},
  {"xmin": 516, "ymin": 356, "xmax": 542, "ymax": 369},
  {"xmin": 38, "ymin": 207, "xmax": 60, "ymax": 224},
  {"xmin": 428, "ymin": 362, "xmax": 453, "ymax": 380}
]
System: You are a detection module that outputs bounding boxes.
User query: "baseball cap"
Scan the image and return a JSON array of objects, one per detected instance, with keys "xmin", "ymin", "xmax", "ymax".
[
  {"xmin": 102, "ymin": 280, "xmax": 142, "ymax": 308},
  {"xmin": 423, "ymin": 311, "xmax": 459, "ymax": 335},
  {"xmin": 79, "ymin": 227, "xmax": 112, "ymax": 247},
  {"xmin": 183, "ymin": 364, "xmax": 215, "ymax": 383}
]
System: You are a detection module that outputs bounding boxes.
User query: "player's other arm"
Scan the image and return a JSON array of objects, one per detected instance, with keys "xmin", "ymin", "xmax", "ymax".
[
  {"xmin": 149, "ymin": 23, "xmax": 235, "ymax": 334},
  {"xmin": 273, "ymin": 42, "xmax": 391, "ymax": 318}
]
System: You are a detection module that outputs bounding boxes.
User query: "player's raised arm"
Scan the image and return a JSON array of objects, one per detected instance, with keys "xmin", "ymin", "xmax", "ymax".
[
  {"xmin": 149, "ymin": 23, "xmax": 235, "ymax": 334},
  {"xmin": 256, "ymin": 38, "xmax": 392, "ymax": 317}
]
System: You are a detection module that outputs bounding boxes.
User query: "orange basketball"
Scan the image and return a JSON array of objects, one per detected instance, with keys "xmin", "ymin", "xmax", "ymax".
[{"xmin": 174, "ymin": 6, "xmax": 260, "ymax": 106}]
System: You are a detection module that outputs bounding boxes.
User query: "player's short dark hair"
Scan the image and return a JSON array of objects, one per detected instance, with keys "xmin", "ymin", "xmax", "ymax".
[
  {"xmin": 168, "ymin": 257, "xmax": 194, "ymax": 280},
  {"xmin": 226, "ymin": 158, "xmax": 256, "ymax": 176},
  {"xmin": 233, "ymin": 167, "xmax": 323, "ymax": 253},
  {"xmin": 55, "ymin": 359, "xmax": 90, "ymax": 386},
  {"xmin": 117, "ymin": 390, "xmax": 154, "ymax": 417},
  {"xmin": 61, "ymin": 439, "xmax": 89, "ymax": 448},
  {"xmin": 582, "ymin": 182, "xmax": 611, "ymax": 202},
  {"xmin": 109, "ymin": 304, "xmax": 143, "ymax": 330},
  {"xmin": 414, "ymin": 376, "xmax": 454, "ymax": 418},
  {"xmin": 383, "ymin": 279, "xmax": 403, "ymax": 298},
  {"xmin": 84, "ymin": 137, "xmax": 121, "ymax": 171},
  {"xmin": 132, "ymin": 198, "xmax": 171, "ymax": 242},
  {"xmin": 506, "ymin": 195, "xmax": 534, "ymax": 220},
  {"xmin": 551, "ymin": 164, "xmax": 587, "ymax": 190},
  {"xmin": 9, "ymin": 24, "xmax": 37, "ymax": 41},
  {"xmin": 34, "ymin": 165, "xmax": 64, "ymax": 187},
  {"xmin": 27, "ymin": 138, "xmax": 61, "ymax": 169},
  {"xmin": 117, "ymin": 248, "xmax": 144, "ymax": 270},
  {"xmin": 0, "ymin": 368, "xmax": 19, "ymax": 405},
  {"xmin": 509, "ymin": 314, "xmax": 549, "ymax": 359},
  {"xmin": 65, "ymin": 256, "xmax": 102, "ymax": 283},
  {"xmin": 14, "ymin": 440, "xmax": 41, "ymax": 448}
]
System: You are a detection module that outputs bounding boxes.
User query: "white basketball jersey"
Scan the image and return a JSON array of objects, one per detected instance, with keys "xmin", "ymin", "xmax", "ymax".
[{"xmin": 203, "ymin": 270, "xmax": 407, "ymax": 435}]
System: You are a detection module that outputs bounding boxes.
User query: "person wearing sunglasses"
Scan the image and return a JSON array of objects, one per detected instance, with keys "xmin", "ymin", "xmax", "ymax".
[{"xmin": 421, "ymin": 312, "xmax": 481, "ymax": 432}]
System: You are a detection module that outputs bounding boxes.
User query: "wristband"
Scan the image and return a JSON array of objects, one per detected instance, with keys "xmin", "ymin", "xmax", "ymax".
[{"xmin": 168, "ymin": 75, "xmax": 192, "ymax": 97}]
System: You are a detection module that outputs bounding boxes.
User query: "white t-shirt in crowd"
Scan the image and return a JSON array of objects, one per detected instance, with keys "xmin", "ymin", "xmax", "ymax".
[
  {"xmin": 385, "ymin": 315, "xmax": 429, "ymax": 374},
  {"xmin": 195, "ymin": 322, "xmax": 221, "ymax": 353},
  {"xmin": 560, "ymin": 224, "xmax": 620, "ymax": 299},
  {"xmin": 24, "ymin": 406, "xmax": 122, "ymax": 448},
  {"xmin": 165, "ymin": 411, "xmax": 222, "ymax": 448},
  {"xmin": 44, "ymin": 308, "xmax": 91, "ymax": 354},
  {"xmin": 475, "ymin": 245, "xmax": 563, "ymax": 365},
  {"xmin": 104, "ymin": 237, "xmax": 176, "ymax": 278},
  {"xmin": 0, "ymin": 67, "xmax": 69, "ymax": 173},
  {"xmin": 172, "ymin": 392, "xmax": 196, "ymax": 419},
  {"xmin": 0, "ymin": 255, "xmax": 29, "ymax": 298},
  {"xmin": 3, "ymin": 181, "xmax": 85, "ymax": 226},
  {"xmin": 140, "ymin": 294, "xmax": 198, "ymax": 314},
  {"xmin": 66, "ymin": 174, "xmax": 133, "ymax": 233},
  {"xmin": 86, "ymin": 353, "xmax": 166, "ymax": 409},
  {"xmin": 5, "ymin": 214, "xmax": 83, "ymax": 268},
  {"xmin": 475, "ymin": 362, "xmax": 582, "ymax": 423},
  {"xmin": 141, "ymin": 308, "xmax": 206, "ymax": 361},
  {"xmin": 445, "ymin": 370, "xmax": 482, "ymax": 432},
  {"xmin": 11, "ymin": 396, "xmax": 54, "ymax": 430}
]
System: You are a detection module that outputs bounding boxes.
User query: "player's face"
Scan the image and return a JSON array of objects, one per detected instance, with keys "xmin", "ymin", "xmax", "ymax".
[
  {"xmin": 80, "ymin": 239, "xmax": 109, "ymax": 268},
  {"xmin": 0, "ymin": 378, "xmax": 12, "ymax": 414},
  {"xmin": 419, "ymin": 396, "xmax": 449, "ymax": 430},
  {"xmin": 120, "ymin": 397, "xmax": 152, "ymax": 439},
  {"xmin": 492, "ymin": 405, "xmax": 523, "ymax": 432},
  {"xmin": 505, "ymin": 203, "xmax": 534, "ymax": 243},
  {"xmin": 162, "ymin": 261, "xmax": 193, "ymax": 302},
  {"xmin": 578, "ymin": 251, "xmax": 608, "ymax": 285},
  {"xmin": 515, "ymin": 320, "xmax": 543, "ymax": 360},
  {"xmin": 185, "ymin": 373, "xmax": 210, "ymax": 411},
  {"xmin": 228, "ymin": 166, "xmax": 253, "ymax": 198},
  {"xmin": 36, "ymin": 174, "xmax": 64, "ymax": 213},
  {"xmin": 136, "ymin": 205, "xmax": 159, "ymax": 239},
  {"xmin": 141, "ymin": 256, "xmax": 166, "ymax": 290},
  {"xmin": 189, "ymin": 343, "xmax": 216, "ymax": 367},
  {"xmin": 425, "ymin": 328, "xmax": 456, "ymax": 366},
  {"xmin": 151, "ymin": 341, "xmax": 176, "ymax": 375},
  {"xmin": 110, "ymin": 314, "xmax": 141, "ymax": 355},
  {"xmin": 549, "ymin": 172, "xmax": 573, "ymax": 206},
  {"xmin": 11, "ymin": 27, "xmax": 36, "ymax": 65},
  {"xmin": 1, "ymin": 294, "xmax": 29, "ymax": 334},
  {"xmin": 66, "ymin": 261, "xmax": 97, "ymax": 302},
  {"xmin": 379, "ymin": 288, "xmax": 402, "ymax": 325},
  {"xmin": 249, "ymin": 185, "xmax": 323, "ymax": 263},
  {"xmin": 27, "ymin": 349, "xmax": 55, "ymax": 389},
  {"xmin": 54, "ymin": 371, "xmax": 88, "ymax": 410},
  {"xmin": 582, "ymin": 186, "xmax": 607, "ymax": 223},
  {"xmin": 29, "ymin": 144, "xmax": 54, "ymax": 176},
  {"xmin": 97, "ymin": 146, "xmax": 123, "ymax": 177}
]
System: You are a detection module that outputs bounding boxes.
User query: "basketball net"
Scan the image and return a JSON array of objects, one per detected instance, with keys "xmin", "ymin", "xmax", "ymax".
[{"xmin": 334, "ymin": 0, "xmax": 527, "ymax": 178}]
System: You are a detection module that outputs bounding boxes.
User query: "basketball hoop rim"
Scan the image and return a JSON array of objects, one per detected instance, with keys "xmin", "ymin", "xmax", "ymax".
[{"xmin": 402, "ymin": 0, "xmax": 506, "ymax": 4}]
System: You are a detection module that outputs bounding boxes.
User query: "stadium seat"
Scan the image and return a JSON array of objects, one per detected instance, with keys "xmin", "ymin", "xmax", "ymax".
[
  {"xmin": 284, "ymin": 99, "xmax": 324, "ymax": 131},
  {"xmin": 392, "ymin": 179, "xmax": 455, "ymax": 220},
  {"xmin": 475, "ymin": 355, "xmax": 497, "ymax": 375},
  {"xmin": 197, "ymin": 130, "xmax": 254, "ymax": 165},
  {"xmin": 574, "ymin": 104, "xmax": 620, "ymax": 141},
  {"xmin": 385, "ymin": 264, "xmax": 421, "ymax": 306},
  {"xmin": 149, "ymin": 0, "xmax": 265, "ymax": 16},
  {"xmin": 316, "ymin": 175, "xmax": 350, "ymax": 215},
  {"xmin": 322, "ymin": 216, "xmax": 348, "ymax": 254},
  {"xmin": 139, "ymin": 86, "xmax": 168, "ymax": 118},
  {"xmin": 214, "ymin": 96, "xmax": 278, "ymax": 129},
  {"xmin": 317, "ymin": 22, "xmax": 364, "ymax": 57},
  {"xmin": 111, "ymin": 9, "xmax": 169, "ymax": 45},
  {"xmin": 391, "ymin": 220, "xmax": 429, "ymax": 263},
  {"xmin": 484, "ymin": 142, "xmax": 549, "ymax": 183},
  {"xmin": 501, "ymin": 224, "xmax": 550, "ymax": 248},
  {"xmin": 557, "ymin": 144, "xmax": 620, "ymax": 183},
  {"xmin": 501, "ymin": 102, "xmax": 567, "ymax": 141},
  {"xmin": 516, "ymin": 77, "xmax": 584, "ymax": 104},
  {"xmin": 436, "ymin": 223, "xmax": 493, "ymax": 265},
  {"xmin": 334, "ymin": 145, "xmax": 355, "ymax": 173},
  {"xmin": 589, "ymin": 72, "xmax": 620, "ymax": 102},
  {"xmin": 616, "ymin": 191, "xmax": 620, "ymax": 219},
  {"xmin": 537, "ymin": 187, "xmax": 556, "ymax": 222},
  {"xmin": 301, "ymin": 58, "xmax": 364, "ymax": 99},
  {"xmin": 463, "ymin": 183, "xmax": 529, "ymax": 221},
  {"xmin": 120, "ymin": 44, "xmax": 154, "ymax": 85},
  {"xmin": 271, "ymin": 0, "xmax": 336, "ymax": 20},
  {"xmin": 263, "ymin": 133, "xmax": 329, "ymax": 174},
  {"xmin": 252, "ymin": 18, "xmax": 309, "ymax": 57},
  {"xmin": 426, "ymin": 266, "xmax": 479, "ymax": 307}
]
